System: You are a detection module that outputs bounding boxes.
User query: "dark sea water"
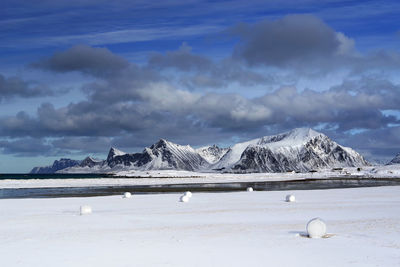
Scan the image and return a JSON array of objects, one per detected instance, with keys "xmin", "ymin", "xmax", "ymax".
[
  {"xmin": 0, "ymin": 174, "xmax": 400, "ymax": 199},
  {"xmin": 0, "ymin": 173, "xmax": 109, "ymax": 180}
]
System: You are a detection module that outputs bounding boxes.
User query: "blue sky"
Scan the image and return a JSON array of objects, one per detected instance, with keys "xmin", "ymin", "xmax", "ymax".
[{"xmin": 1, "ymin": 0, "xmax": 400, "ymax": 172}]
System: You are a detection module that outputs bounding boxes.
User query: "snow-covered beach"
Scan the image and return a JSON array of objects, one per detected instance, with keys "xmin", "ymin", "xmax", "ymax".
[
  {"xmin": 2, "ymin": 165, "xmax": 400, "ymax": 189},
  {"xmin": 1, "ymin": 186, "xmax": 399, "ymax": 266}
]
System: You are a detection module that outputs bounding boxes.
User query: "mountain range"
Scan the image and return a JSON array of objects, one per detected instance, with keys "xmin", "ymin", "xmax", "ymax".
[{"xmin": 30, "ymin": 128, "xmax": 373, "ymax": 174}]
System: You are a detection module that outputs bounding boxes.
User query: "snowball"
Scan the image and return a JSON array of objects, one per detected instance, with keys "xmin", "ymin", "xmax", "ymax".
[
  {"xmin": 306, "ymin": 218, "xmax": 327, "ymax": 238},
  {"xmin": 247, "ymin": 187, "xmax": 253, "ymax": 192},
  {"xmin": 80, "ymin": 205, "xmax": 92, "ymax": 215},
  {"xmin": 286, "ymin": 194, "xmax": 295, "ymax": 202},
  {"xmin": 184, "ymin": 191, "xmax": 192, "ymax": 198},
  {"xmin": 180, "ymin": 195, "xmax": 190, "ymax": 203},
  {"xmin": 123, "ymin": 192, "xmax": 132, "ymax": 198}
]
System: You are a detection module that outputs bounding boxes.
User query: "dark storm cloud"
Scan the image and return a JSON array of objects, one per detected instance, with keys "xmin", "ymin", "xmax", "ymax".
[
  {"xmin": 148, "ymin": 45, "xmax": 273, "ymax": 89},
  {"xmin": 0, "ymin": 73, "xmax": 54, "ymax": 101},
  {"xmin": 228, "ymin": 15, "xmax": 400, "ymax": 75},
  {"xmin": 257, "ymin": 77, "xmax": 400, "ymax": 131},
  {"xmin": 51, "ymin": 136, "xmax": 113, "ymax": 154},
  {"xmin": 2, "ymin": 76, "xmax": 399, "ymax": 142},
  {"xmin": 32, "ymin": 44, "xmax": 130, "ymax": 77},
  {"xmin": 148, "ymin": 43, "xmax": 213, "ymax": 72},
  {"xmin": 231, "ymin": 14, "xmax": 344, "ymax": 67},
  {"xmin": 0, "ymin": 138, "xmax": 54, "ymax": 157},
  {"xmin": 325, "ymin": 126, "xmax": 400, "ymax": 163},
  {"xmin": 0, "ymin": 101, "xmax": 164, "ymax": 138}
]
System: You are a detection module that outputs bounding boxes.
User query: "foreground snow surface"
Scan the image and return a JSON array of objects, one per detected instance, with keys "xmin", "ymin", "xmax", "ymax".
[{"xmin": 1, "ymin": 186, "xmax": 400, "ymax": 267}]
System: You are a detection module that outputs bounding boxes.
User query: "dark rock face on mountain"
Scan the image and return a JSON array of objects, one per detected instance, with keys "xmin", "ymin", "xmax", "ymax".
[
  {"xmin": 79, "ymin": 157, "xmax": 104, "ymax": 168},
  {"xmin": 387, "ymin": 153, "xmax": 400, "ymax": 165},
  {"xmin": 106, "ymin": 150, "xmax": 152, "ymax": 169},
  {"xmin": 137, "ymin": 139, "xmax": 209, "ymax": 171},
  {"xmin": 30, "ymin": 158, "xmax": 81, "ymax": 174},
  {"xmin": 196, "ymin": 145, "xmax": 229, "ymax": 164},
  {"xmin": 231, "ymin": 128, "xmax": 369, "ymax": 173}
]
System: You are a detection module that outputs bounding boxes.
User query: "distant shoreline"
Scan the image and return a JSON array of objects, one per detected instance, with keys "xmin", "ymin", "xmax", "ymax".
[{"xmin": 1, "ymin": 177, "xmax": 400, "ymax": 199}]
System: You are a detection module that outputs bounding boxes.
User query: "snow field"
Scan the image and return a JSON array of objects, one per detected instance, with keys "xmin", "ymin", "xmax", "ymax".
[{"xmin": 1, "ymin": 186, "xmax": 400, "ymax": 266}]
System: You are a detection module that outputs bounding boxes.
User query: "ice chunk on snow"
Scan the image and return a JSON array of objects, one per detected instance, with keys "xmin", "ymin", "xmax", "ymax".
[
  {"xmin": 286, "ymin": 194, "xmax": 295, "ymax": 202},
  {"xmin": 306, "ymin": 218, "xmax": 326, "ymax": 238},
  {"xmin": 180, "ymin": 195, "xmax": 190, "ymax": 202},
  {"xmin": 123, "ymin": 192, "xmax": 132, "ymax": 198},
  {"xmin": 80, "ymin": 205, "xmax": 92, "ymax": 215},
  {"xmin": 247, "ymin": 187, "xmax": 253, "ymax": 192},
  {"xmin": 184, "ymin": 191, "xmax": 192, "ymax": 198}
]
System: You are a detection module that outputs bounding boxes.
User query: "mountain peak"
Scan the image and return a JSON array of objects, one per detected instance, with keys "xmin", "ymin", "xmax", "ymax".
[
  {"xmin": 151, "ymin": 138, "xmax": 171, "ymax": 149},
  {"xmin": 387, "ymin": 153, "xmax": 400, "ymax": 165},
  {"xmin": 283, "ymin": 127, "xmax": 323, "ymax": 141},
  {"xmin": 256, "ymin": 127, "xmax": 323, "ymax": 148},
  {"xmin": 196, "ymin": 144, "xmax": 229, "ymax": 164},
  {"xmin": 107, "ymin": 147, "xmax": 126, "ymax": 163}
]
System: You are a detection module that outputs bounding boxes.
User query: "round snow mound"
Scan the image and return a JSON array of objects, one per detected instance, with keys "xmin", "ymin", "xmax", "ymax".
[
  {"xmin": 184, "ymin": 191, "xmax": 192, "ymax": 198},
  {"xmin": 247, "ymin": 187, "xmax": 253, "ymax": 192},
  {"xmin": 80, "ymin": 205, "xmax": 92, "ymax": 215},
  {"xmin": 286, "ymin": 194, "xmax": 295, "ymax": 202},
  {"xmin": 306, "ymin": 218, "xmax": 327, "ymax": 238},
  {"xmin": 123, "ymin": 192, "xmax": 132, "ymax": 198},
  {"xmin": 180, "ymin": 195, "xmax": 190, "ymax": 203}
]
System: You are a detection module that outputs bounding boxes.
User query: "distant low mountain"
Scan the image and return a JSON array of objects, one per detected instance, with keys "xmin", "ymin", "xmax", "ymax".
[
  {"xmin": 30, "ymin": 158, "xmax": 81, "ymax": 174},
  {"xmin": 387, "ymin": 153, "xmax": 400, "ymax": 165},
  {"xmin": 30, "ymin": 128, "xmax": 370, "ymax": 174}
]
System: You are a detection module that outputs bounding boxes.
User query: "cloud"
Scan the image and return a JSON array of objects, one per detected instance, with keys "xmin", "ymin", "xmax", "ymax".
[
  {"xmin": 148, "ymin": 42, "xmax": 213, "ymax": 71},
  {"xmin": 0, "ymin": 138, "xmax": 54, "ymax": 157},
  {"xmin": 2, "ymin": 75, "xmax": 399, "ymax": 141},
  {"xmin": 51, "ymin": 136, "xmax": 113, "ymax": 154},
  {"xmin": 330, "ymin": 126, "xmax": 400, "ymax": 163},
  {"xmin": 230, "ymin": 14, "xmax": 355, "ymax": 68},
  {"xmin": 257, "ymin": 77, "xmax": 400, "ymax": 130},
  {"xmin": 31, "ymin": 44, "xmax": 130, "ymax": 77},
  {"xmin": 0, "ymin": 73, "xmax": 54, "ymax": 101},
  {"xmin": 148, "ymin": 44, "xmax": 273, "ymax": 89},
  {"xmin": 2, "ymin": 12, "xmax": 400, "ymax": 161}
]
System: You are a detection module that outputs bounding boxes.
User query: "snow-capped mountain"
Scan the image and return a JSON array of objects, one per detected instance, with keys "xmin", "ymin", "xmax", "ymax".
[
  {"xmin": 139, "ymin": 139, "xmax": 210, "ymax": 171},
  {"xmin": 30, "ymin": 158, "xmax": 81, "ymax": 174},
  {"xmin": 60, "ymin": 139, "xmax": 210, "ymax": 172},
  {"xmin": 30, "ymin": 128, "xmax": 370, "ymax": 174},
  {"xmin": 106, "ymin": 139, "xmax": 210, "ymax": 171},
  {"xmin": 79, "ymin": 157, "xmax": 104, "ymax": 168},
  {"xmin": 107, "ymin": 147, "xmax": 126, "ymax": 161},
  {"xmin": 196, "ymin": 145, "xmax": 229, "ymax": 164},
  {"xmin": 230, "ymin": 128, "xmax": 369, "ymax": 172},
  {"xmin": 387, "ymin": 153, "xmax": 400, "ymax": 165}
]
